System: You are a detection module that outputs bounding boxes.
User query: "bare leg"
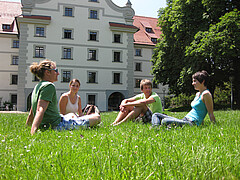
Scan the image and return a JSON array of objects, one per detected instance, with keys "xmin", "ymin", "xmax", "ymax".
[
  {"xmin": 86, "ymin": 113, "xmax": 101, "ymax": 127},
  {"xmin": 111, "ymin": 106, "xmax": 134, "ymax": 125},
  {"xmin": 114, "ymin": 105, "xmax": 148, "ymax": 126}
]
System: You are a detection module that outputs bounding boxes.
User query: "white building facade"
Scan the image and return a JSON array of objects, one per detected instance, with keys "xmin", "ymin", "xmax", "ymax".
[{"xmin": 0, "ymin": 0, "xmax": 168, "ymax": 112}]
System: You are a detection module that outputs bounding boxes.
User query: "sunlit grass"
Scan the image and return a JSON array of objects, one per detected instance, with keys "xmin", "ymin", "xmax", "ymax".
[{"xmin": 0, "ymin": 110, "xmax": 239, "ymax": 179}]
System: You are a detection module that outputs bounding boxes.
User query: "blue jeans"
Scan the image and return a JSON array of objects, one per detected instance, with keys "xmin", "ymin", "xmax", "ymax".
[
  {"xmin": 152, "ymin": 113, "xmax": 194, "ymax": 126},
  {"xmin": 55, "ymin": 114, "xmax": 90, "ymax": 130}
]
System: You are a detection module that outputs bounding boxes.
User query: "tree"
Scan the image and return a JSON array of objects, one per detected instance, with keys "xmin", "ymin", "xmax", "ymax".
[
  {"xmin": 186, "ymin": 10, "xmax": 240, "ymax": 108},
  {"xmin": 152, "ymin": 0, "xmax": 240, "ymax": 108},
  {"xmin": 152, "ymin": 0, "xmax": 209, "ymax": 95}
]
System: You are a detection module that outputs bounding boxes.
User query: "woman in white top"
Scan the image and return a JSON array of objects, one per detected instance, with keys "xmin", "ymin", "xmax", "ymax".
[
  {"xmin": 59, "ymin": 79, "xmax": 83, "ymax": 116},
  {"xmin": 59, "ymin": 79, "xmax": 100, "ymax": 126}
]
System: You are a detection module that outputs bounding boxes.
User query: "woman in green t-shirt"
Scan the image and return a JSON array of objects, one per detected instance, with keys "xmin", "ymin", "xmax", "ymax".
[{"xmin": 26, "ymin": 59, "xmax": 101, "ymax": 135}]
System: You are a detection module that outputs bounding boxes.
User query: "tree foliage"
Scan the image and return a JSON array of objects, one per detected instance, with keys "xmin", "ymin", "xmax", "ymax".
[{"xmin": 152, "ymin": 0, "xmax": 240, "ymax": 107}]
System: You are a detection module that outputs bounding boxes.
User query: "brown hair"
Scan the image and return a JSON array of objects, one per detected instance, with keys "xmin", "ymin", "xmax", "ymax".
[
  {"xmin": 140, "ymin": 79, "xmax": 152, "ymax": 90},
  {"xmin": 29, "ymin": 59, "xmax": 56, "ymax": 80},
  {"xmin": 192, "ymin": 70, "xmax": 209, "ymax": 86},
  {"xmin": 69, "ymin": 79, "xmax": 81, "ymax": 87}
]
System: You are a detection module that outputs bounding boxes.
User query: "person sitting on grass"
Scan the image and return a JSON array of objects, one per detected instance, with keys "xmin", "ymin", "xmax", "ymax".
[
  {"xmin": 152, "ymin": 70, "xmax": 216, "ymax": 127},
  {"xmin": 59, "ymin": 78, "xmax": 100, "ymax": 117},
  {"xmin": 26, "ymin": 59, "xmax": 101, "ymax": 135},
  {"xmin": 111, "ymin": 79, "xmax": 162, "ymax": 126}
]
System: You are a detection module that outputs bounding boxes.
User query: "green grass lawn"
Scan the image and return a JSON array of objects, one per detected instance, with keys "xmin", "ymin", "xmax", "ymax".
[{"xmin": 0, "ymin": 110, "xmax": 239, "ymax": 179}]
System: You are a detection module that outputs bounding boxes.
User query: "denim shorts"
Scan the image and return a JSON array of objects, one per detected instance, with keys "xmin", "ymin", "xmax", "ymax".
[
  {"xmin": 141, "ymin": 108, "xmax": 153, "ymax": 123},
  {"xmin": 55, "ymin": 114, "xmax": 90, "ymax": 131}
]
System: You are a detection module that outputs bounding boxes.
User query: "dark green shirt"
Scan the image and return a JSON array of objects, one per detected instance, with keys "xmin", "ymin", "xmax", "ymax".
[{"xmin": 31, "ymin": 81, "xmax": 61, "ymax": 129}]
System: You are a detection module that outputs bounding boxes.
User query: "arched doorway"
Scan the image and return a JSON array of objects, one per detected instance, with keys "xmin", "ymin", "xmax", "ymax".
[
  {"xmin": 27, "ymin": 93, "xmax": 32, "ymax": 111},
  {"xmin": 108, "ymin": 92, "xmax": 124, "ymax": 111}
]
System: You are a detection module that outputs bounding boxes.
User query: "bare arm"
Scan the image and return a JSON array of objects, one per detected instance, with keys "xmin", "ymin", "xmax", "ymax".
[
  {"xmin": 122, "ymin": 97, "xmax": 156, "ymax": 107},
  {"xmin": 26, "ymin": 107, "xmax": 34, "ymax": 126},
  {"xmin": 202, "ymin": 92, "xmax": 216, "ymax": 123},
  {"xmin": 31, "ymin": 99, "xmax": 49, "ymax": 135},
  {"xmin": 78, "ymin": 96, "xmax": 83, "ymax": 116},
  {"xmin": 59, "ymin": 95, "xmax": 68, "ymax": 115}
]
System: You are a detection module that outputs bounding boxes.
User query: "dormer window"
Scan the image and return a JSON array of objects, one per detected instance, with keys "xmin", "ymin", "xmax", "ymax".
[
  {"xmin": 151, "ymin": 38, "xmax": 157, "ymax": 43},
  {"xmin": 2, "ymin": 24, "xmax": 11, "ymax": 30},
  {"xmin": 145, "ymin": 27, "xmax": 153, "ymax": 33}
]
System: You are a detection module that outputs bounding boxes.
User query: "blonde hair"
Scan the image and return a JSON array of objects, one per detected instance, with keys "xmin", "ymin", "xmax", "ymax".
[
  {"xmin": 29, "ymin": 59, "xmax": 56, "ymax": 80},
  {"xmin": 140, "ymin": 79, "xmax": 152, "ymax": 90}
]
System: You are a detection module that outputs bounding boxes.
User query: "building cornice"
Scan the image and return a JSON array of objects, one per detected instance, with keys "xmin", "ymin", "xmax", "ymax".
[
  {"xmin": 109, "ymin": 22, "xmax": 138, "ymax": 33},
  {"xmin": 16, "ymin": 15, "xmax": 51, "ymax": 25}
]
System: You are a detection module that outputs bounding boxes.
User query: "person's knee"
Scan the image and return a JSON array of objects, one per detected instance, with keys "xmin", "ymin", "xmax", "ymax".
[{"xmin": 152, "ymin": 113, "xmax": 161, "ymax": 126}]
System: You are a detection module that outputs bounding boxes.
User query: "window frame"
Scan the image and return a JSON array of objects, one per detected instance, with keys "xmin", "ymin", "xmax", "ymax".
[
  {"xmin": 87, "ymin": 71, "xmax": 98, "ymax": 84},
  {"xmin": 113, "ymin": 33, "xmax": 122, "ymax": 43},
  {"xmin": 89, "ymin": 9, "xmax": 99, "ymax": 19},
  {"xmin": 88, "ymin": 49, "xmax": 98, "ymax": 61},
  {"xmin": 135, "ymin": 78, "xmax": 142, "ymax": 88},
  {"xmin": 112, "ymin": 72, "xmax": 122, "ymax": 84},
  {"xmin": 135, "ymin": 48, "xmax": 142, "ymax": 56},
  {"xmin": 87, "ymin": 94, "xmax": 97, "ymax": 105},
  {"xmin": 63, "ymin": 28, "xmax": 74, "ymax": 39},
  {"xmin": 11, "ymin": 74, "xmax": 18, "ymax": 85},
  {"xmin": 89, "ymin": 30, "xmax": 98, "ymax": 41},
  {"xmin": 62, "ymin": 47, "xmax": 73, "ymax": 60},
  {"xmin": 12, "ymin": 40, "xmax": 19, "ymax": 48},
  {"xmin": 61, "ymin": 70, "xmax": 72, "ymax": 83},
  {"xmin": 35, "ymin": 26, "xmax": 46, "ymax": 37},
  {"xmin": 135, "ymin": 62, "xmax": 142, "ymax": 71},
  {"xmin": 11, "ymin": 55, "xmax": 19, "ymax": 65},
  {"xmin": 10, "ymin": 94, "xmax": 17, "ymax": 105},
  {"xmin": 34, "ymin": 45, "xmax": 45, "ymax": 58},
  {"xmin": 113, "ymin": 51, "xmax": 122, "ymax": 63},
  {"xmin": 64, "ymin": 7, "xmax": 74, "ymax": 17}
]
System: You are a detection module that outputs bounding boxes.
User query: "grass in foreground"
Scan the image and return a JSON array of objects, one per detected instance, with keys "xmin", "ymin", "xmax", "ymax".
[{"xmin": 0, "ymin": 110, "xmax": 239, "ymax": 179}]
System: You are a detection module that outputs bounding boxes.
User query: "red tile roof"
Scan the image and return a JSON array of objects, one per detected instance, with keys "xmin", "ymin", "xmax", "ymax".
[
  {"xmin": 0, "ymin": 1, "xmax": 22, "ymax": 34},
  {"xmin": 133, "ymin": 16, "xmax": 162, "ymax": 46}
]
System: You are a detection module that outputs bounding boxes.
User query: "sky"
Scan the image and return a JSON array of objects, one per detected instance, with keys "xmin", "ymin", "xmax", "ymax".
[{"xmin": 1, "ymin": 0, "xmax": 166, "ymax": 18}]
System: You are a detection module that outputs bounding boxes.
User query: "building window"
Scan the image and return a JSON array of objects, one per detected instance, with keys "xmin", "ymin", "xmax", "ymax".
[
  {"xmin": 62, "ymin": 71, "xmax": 71, "ymax": 82},
  {"xmin": 88, "ymin": 94, "xmax": 96, "ymax": 105},
  {"xmin": 89, "ymin": 31, "xmax": 97, "ymax": 41},
  {"xmin": 135, "ymin": 79, "xmax": 141, "ymax": 88},
  {"xmin": 113, "ymin": 73, "xmax": 121, "ymax": 84},
  {"xmin": 113, "ymin": 51, "xmax": 121, "ymax": 62},
  {"xmin": 34, "ymin": 46, "xmax": 44, "ymax": 58},
  {"xmin": 12, "ymin": 40, "xmax": 19, "ymax": 48},
  {"xmin": 88, "ymin": 72, "xmax": 97, "ymax": 83},
  {"xmin": 135, "ymin": 62, "xmax": 142, "ymax": 71},
  {"xmin": 89, "ymin": 0, "xmax": 98, "ymax": 2},
  {"xmin": 151, "ymin": 38, "xmax": 157, "ymax": 44},
  {"xmin": 11, "ymin": 94, "xmax": 17, "ymax": 105},
  {"xmin": 113, "ymin": 34, "xmax": 121, "ymax": 43},
  {"xmin": 63, "ymin": 29, "xmax": 73, "ymax": 39},
  {"xmin": 145, "ymin": 27, "xmax": 153, "ymax": 33},
  {"xmin": 89, "ymin": 10, "xmax": 98, "ymax": 19},
  {"xmin": 63, "ymin": 48, "xmax": 72, "ymax": 59},
  {"xmin": 64, "ymin": 7, "xmax": 73, "ymax": 16},
  {"xmin": 2, "ymin": 24, "xmax": 10, "ymax": 30},
  {"xmin": 88, "ymin": 50, "xmax": 97, "ymax": 60},
  {"xmin": 35, "ymin": 27, "xmax": 45, "ymax": 37},
  {"xmin": 135, "ymin": 49, "xmax": 142, "ymax": 56},
  {"xmin": 11, "ymin": 75, "xmax": 18, "ymax": 85},
  {"xmin": 11, "ymin": 56, "xmax": 19, "ymax": 65}
]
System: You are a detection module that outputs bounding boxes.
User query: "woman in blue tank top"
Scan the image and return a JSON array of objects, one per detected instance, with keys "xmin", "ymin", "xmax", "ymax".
[{"xmin": 152, "ymin": 70, "xmax": 216, "ymax": 126}]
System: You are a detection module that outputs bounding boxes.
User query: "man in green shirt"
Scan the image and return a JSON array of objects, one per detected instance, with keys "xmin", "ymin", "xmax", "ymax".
[{"xmin": 111, "ymin": 79, "xmax": 162, "ymax": 126}]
